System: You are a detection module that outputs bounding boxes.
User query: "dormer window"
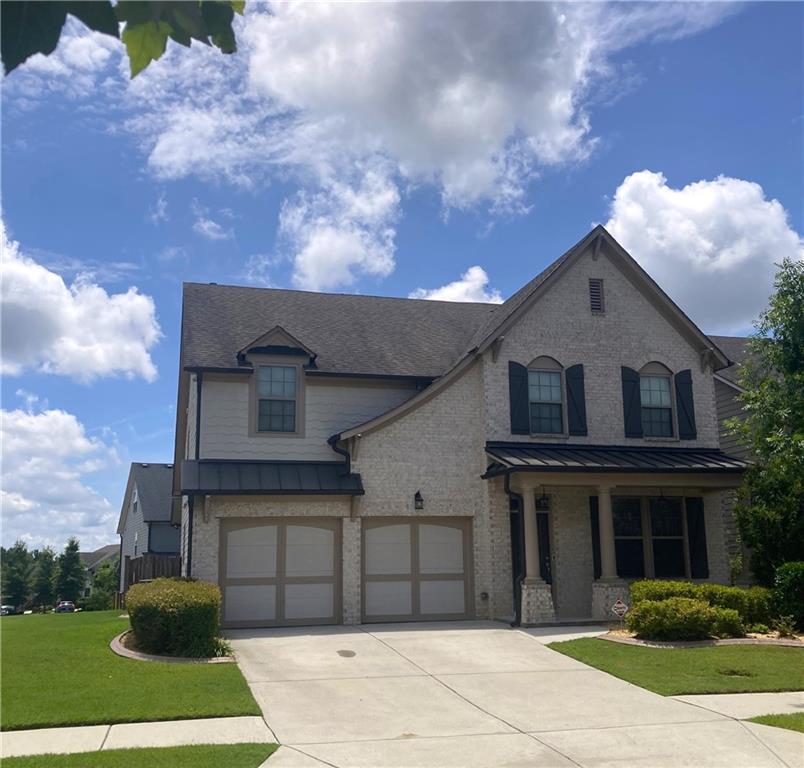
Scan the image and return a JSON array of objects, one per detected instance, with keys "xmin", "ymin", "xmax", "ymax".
[{"xmin": 257, "ymin": 365, "xmax": 297, "ymax": 432}]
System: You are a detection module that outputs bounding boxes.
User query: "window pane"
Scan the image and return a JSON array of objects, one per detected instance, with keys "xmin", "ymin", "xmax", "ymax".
[
  {"xmin": 615, "ymin": 540, "xmax": 645, "ymax": 578},
  {"xmin": 649, "ymin": 498, "xmax": 683, "ymax": 536},
  {"xmin": 613, "ymin": 498, "xmax": 642, "ymax": 536},
  {"xmin": 640, "ymin": 375, "xmax": 671, "ymax": 407},
  {"xmin": 653, "ymin": 540, "xmax": 686, "ymax": 578},
  {"xmin": 258, "ymin": 365, "xmax": 296, "ymax": 398},
  {"xmin": 258, "ymin": 399, "xmax": 296, "ymax": 432},
  {"xmin": 529, "ymin": 403, "xmax": 562, "ymax": 434},
  {"xmin": 528, "ymin": 370, "xmax": 561, "ymax": 403},
  {"xmin": 642, "ymin": 407, "xmax": 673, "ymax": 437}
]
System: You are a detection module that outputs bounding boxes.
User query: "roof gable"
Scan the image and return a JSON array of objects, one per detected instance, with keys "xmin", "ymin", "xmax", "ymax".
[
  {"xmin": 237, "ymin": 325, "xmax": 316, "ymax": 361},
  {"xmin": 117, "ymin": 462, "xmax": 174, "ymax": 534}
]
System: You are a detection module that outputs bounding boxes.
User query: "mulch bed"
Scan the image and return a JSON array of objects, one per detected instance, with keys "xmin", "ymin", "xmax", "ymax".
[
  {"xmin": 600, "ymin": 630, "xmax": 804, "ymax": 650},
  {"xmin": 110, "ymin": 631, "xmax": 235, "ymax": 664}
]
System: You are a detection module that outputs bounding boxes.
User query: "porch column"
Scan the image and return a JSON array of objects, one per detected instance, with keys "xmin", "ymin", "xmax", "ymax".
[
  {"xmin": 522, "ymin": 488, "xmax": 542, "ymax": 582},
  {"xmin": 597, "ymin": 485, "xmax": 617, "ymax": 580}
]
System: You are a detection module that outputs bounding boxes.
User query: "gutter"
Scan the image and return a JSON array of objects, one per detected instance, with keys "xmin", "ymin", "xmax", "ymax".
[{"xmin": 327, "ymin": 433, "xmax": 351, "ymax": 474}]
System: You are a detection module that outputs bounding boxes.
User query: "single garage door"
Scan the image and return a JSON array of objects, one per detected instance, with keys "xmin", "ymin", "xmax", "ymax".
[
  {"xmin": 220, "ymin": 518, "xmax": 341, "ymax": 628},
  {"xmin": 362, "ymin": 518, "xmax": 473, "ymax": 623}
]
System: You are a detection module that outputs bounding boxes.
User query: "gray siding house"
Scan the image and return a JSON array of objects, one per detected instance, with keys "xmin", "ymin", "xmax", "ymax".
[
  {"xmin": 118, "ymin": 462, "xmax": 180, "ymax": 591},
  {"xmin": 172, "ymin": 226, "xmax": 749, "ymax": 628}
]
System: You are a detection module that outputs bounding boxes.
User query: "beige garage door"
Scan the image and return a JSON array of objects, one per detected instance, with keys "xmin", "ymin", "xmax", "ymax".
[
  {"xmin": 362, "ymin": 518, "xmax": 473, "ymax": 622},
  {"xmin": 220, "ymin": 518, "xmax": 341, "ymax": 628}
]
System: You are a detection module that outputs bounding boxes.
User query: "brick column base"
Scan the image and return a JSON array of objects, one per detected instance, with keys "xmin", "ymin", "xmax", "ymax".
[
  {"xmin": 591, "ymin": 580, "xmax": 630, "ymax": 621},
  {"xmin": 520, "ymin": 579, "xmax": 555, "ymax": 624}
]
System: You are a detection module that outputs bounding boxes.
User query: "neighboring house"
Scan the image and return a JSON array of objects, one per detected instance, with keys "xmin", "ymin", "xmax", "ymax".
[
  {"xmin": 709, "ymin": 335, "xmax": 751, "ymax": 461},
  {"xmin": 118, "ymin": 462, "xmax": 180, "ymax": 591},
  {"xmin": 171, "ymin": 225, "xmax": 750, "ymax": 628},
  {"xmin": 79, "ymin": 544, "xmax": 119, "ymax": 597}
]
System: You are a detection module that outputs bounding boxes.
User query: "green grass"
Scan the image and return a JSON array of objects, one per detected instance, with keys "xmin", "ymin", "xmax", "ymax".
[
  {"xmin": 749, "ymin": 713, "xmax": 804, "ymax": 733},
  {"xmin": 549, "ymin": 638, "xmax": 804, "ymax": 695},
  {"xmin": 3, "ymin": 744, "xmax": 278, "ymax": 768},
  {"xmin": 0, "ymin": 611, "xmax": 260, "ymax": 731}
]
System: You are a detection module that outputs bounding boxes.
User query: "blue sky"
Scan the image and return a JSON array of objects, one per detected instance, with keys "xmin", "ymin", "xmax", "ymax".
[{"xmin": 2, "ymin": 2, "xmax": 802, "ymax": 550}]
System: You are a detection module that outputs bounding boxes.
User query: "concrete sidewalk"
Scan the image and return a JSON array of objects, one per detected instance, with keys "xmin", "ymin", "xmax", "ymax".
[
  {"xmin": 0, "ymin": 716, "xmax": 275, "ymax": 759},
  {"xmin": 673, "ymin": 691, "xmax": 804, "ymax": 719}
]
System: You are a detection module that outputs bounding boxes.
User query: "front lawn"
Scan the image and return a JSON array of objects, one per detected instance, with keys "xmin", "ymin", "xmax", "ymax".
[
  {"xmin": 0, "ymin": 611, "xmax": 260, "ymax": 731},
  {"xmin": 3, "ymin": 744, "xmax": 278, "ymax": 768},
  {"xmin": 549, "ymin": 638, "xmax": 804, "ymax": 695},
  {"xmin": 750, "ymin": 713, "xmax": 804, "ymax": 734}
]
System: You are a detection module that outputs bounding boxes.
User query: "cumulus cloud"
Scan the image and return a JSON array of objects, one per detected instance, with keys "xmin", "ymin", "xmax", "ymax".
[
  {"xmin": 606, "ymin": 171, "xmax": 803, "ymax": 333},
  {"xmin": 1, "ymin": 224, "xmax": 161, "ymax": 382},
  {"xmin": 1, "ymin": 397, "xmax": 119, "ymax": 550},
  {"xmin": 410, "ymin": 266, "xmax": 503, "ymax": 304},
  {"xmin": 193, "ymin": 216, "xmax": 232, "ymax": 241}
]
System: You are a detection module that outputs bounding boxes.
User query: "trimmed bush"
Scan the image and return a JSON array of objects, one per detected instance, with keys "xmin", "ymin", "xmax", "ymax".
[
  {"xmin": 629, "ymin": 580, "xmax": 773, "ymax": 625},
  {"xmin": 626, "ymin": 597, "xmax": 745, "ymax": 641},
  {"xmin": 127, "ymin": 578, "xmax": 221, "ymax": 657},
  {"xmin": 774, "ymin": 562, "xmax": 804, "ymax": 629}
]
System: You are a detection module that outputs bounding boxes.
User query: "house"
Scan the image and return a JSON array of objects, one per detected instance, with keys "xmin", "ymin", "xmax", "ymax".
[
  {"xmin": 79, "ymin": 544, "xmax": 119, "ymax": 597},
  {"xmin": 117, "ymin": 462, "xmax": 180, "ymax": 591},
  {"xmin": 171, "ymin": 225, "xmax": 749, "ymax": 628}
]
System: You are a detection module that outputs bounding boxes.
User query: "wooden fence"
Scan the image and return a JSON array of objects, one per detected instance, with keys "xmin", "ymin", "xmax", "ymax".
[{"xmin": 123, "ymin": 553, "xmax": 181, "ymax": 591}]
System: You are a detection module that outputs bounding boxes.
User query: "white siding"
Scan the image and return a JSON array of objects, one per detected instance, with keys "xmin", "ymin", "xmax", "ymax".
[
  {"xmin": 200, "ymin": 377, "xmax": 416, "ymax": 460},
  {"xmin": 119, "ymin": 484, "xmax": 150, "ymax": 590},
  {"xmin": 186, "ymin": 374, "xmax": 197, "ymax": 460},
  {"xmin": 715, "ymin": 379, "xmax": 749, "ymax": 459}
]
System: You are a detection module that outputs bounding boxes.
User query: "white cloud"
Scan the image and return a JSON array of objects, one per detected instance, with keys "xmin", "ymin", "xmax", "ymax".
[
  {"xmin": 410, "ymin": 266, "xmax": 503, "ymax": 304},
  {"xmin": 1, "ymin": 398, "xmax": 119, "ymax": 550},
  {"xmin": 605, "ymin": 171, "xmax": 803, "ymax": 333},
  {"xmin": 193, "ymin": 216, "xmax": 232, "ymax": 241},
  {"xmin": 149, "ymin": 192, "xmax": 169, "ymax": 223},
  {"xmin": 1, "ymin": 224, "xmax": 161, "ymax": 382}
]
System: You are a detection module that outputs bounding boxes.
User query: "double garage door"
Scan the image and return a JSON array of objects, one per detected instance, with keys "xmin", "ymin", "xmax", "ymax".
[{"xmin": 220, "ymin": 517, "xmax": 473, "ymax": 627}]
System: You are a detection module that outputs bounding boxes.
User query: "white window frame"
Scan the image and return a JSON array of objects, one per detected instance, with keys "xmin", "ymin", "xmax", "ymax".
[
  {"xmin": 248, "ymin": 355, "xmax": 306, "ymax": 438},
  {"xmin": 639, "ymin": 362, "xmax": 676, "ymax": 439},
  {"xmin": 527, "ymin": 356, "xmax": 566, "ymax": 437}
]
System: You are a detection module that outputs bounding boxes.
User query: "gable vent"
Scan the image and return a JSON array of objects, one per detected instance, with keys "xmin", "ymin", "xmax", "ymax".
[{"xmin": 589, "ymin": 278, "xmax": 604, "ymax": 313}]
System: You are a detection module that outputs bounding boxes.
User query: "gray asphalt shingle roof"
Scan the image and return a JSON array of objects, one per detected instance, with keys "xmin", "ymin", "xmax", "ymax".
[
  {"xmin": 182, "ymin": 283, "xmax": 496, "ymax": 377},
  {"xmin": 710, "ymin": 335, "xmax": 749, "ymax": 385},
  {"xmin": 79, "ymin": 544, "xmax": 119, "ymax": 569},
  {"xmin": 131, "ymin": 463, "xmax": 174, "ymax": 522}
]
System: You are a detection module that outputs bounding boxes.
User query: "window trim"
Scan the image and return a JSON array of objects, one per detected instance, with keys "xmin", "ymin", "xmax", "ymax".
[
  {"xmin": 639, "ymin": 362, "xmax": 678, "ymax": 441},
  {"xmin": 248, "ymin": 354, "xmax": 306, "ymax": 438},
  {"xmin": 527, "ymin": 356, "xmax": 568, "ymax": 437}
]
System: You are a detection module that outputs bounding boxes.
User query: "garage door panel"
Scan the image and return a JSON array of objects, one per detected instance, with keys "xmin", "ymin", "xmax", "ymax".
[
  {"xmin": 365, "ymin": 580, "xmax": 412, "ymax": 616},
  {"xmin": 364, "ymin": 524, "xmax": 411, "ymax": 575},
  {"xmin": 286, "ymin": 525, "xmax": 335, "ymax": 577},
  {"xmin": 420, "ymin": 579, "xmax": 465, "ymax": 615},
  {"xmin": 224, "ymin": 584, "xmax": 276, "ymax": 622},
  {"xmin": 226, "ymin": 525, "xmax": 277, "ymax": 579},
  {"xmin": 284, "ymin": 583, "xmax": 335, "ymax": 620},
  {"xmin": 419, "ymin": 524, "xmax": 464, "ymax": 575}
]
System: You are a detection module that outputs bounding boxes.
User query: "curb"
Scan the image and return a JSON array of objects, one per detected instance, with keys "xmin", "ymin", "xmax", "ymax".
[
  {"xmin": 599, "ymin": 632, "xmax": 804, "ymax": 649},
  {"xmin": 110, "ymin": 631, "xmax": 235, "ymax": 664}
]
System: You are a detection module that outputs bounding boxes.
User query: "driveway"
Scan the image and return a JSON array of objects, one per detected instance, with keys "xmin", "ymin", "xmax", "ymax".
[{"xmin": 228, "ymin": 621, "xmax": 802, "ymax": 768}]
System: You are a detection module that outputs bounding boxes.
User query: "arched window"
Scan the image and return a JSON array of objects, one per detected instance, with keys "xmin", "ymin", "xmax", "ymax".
[
  {"xmin": 639, "ymin": 362, "xmax": 673, "ymax": 437},
  {"xmin": 527, "ymin": 356, "xmax": 564, "ymax": 435}
]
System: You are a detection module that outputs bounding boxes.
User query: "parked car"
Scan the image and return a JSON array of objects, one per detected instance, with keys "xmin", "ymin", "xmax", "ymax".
[
  {"xmin": 0, "ymin": 604, "xmax": 17, "ymax": 616},
  {"xmin": 55, "ymin": 601, "xmax": 76, "ymax": 613}
]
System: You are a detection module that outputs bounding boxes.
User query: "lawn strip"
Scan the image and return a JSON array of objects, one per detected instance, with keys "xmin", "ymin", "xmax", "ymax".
[
  {"xmin": 0, "ymin": 611, "xmax": 260, "ymax": 731},
  {"xmin": 2, "ymin": 743, "xmax": 278, "ymax": 768},
  {"xmin": 548, "ymin": 638, "xmax": 804, "ymax": 695},
  {"xmin": 749, "ymin": 713, "xmax": 804, "ymax": 733}
]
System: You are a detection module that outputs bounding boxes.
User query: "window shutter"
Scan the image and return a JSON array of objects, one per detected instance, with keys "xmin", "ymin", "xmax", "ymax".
[
  {"xmin": 675, "ymin": 369, "xmax": 697, "ymax": 440},
  {"xmin": 621, "ymin": 366, "xmax": 643, "ymax": 438},
  {"xmin": 685, "ymin": 497, "xmax": 709, "ymax": 578},
  {"xmin": 565, "ymin": 364, "xmax": 588, "ymax": 436},
  {"xmin": 536, "ymin": 513, "xmax": 552, "ymax": 583},
  {"xmin": 508, "ymin": 361, "xmax": 530, "ymax": 435},
  {"xmin": 589, "ymin": 496, "xmax": 601, "ymax": 580}
]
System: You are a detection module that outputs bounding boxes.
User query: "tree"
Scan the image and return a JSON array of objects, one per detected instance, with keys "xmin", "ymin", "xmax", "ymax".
[
  {"xmin": 55, "ymin": 538, "xmax": 85, "ymax": 603},
  {"xmin": 32, "ymin": 547, "xmax": 57, "ymax": 609},
  {"xmin": 84, "ymin": 561, "xmax": 119, "ymax": 611},
  {"xmin": 729, "ymin": 258, "xmax": 804, "ymax": 585},
  {"xmin": 1, "ymin": 541, "xmax": 33, "ymax": 608},
  {"xmin": 1, "ymin": 1, "xmax": 244, "ymax": 77}
]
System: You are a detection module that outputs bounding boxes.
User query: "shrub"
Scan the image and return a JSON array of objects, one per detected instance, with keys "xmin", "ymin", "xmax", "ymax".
[
  {"xmin": 126, "ymin": 578, "xmax": 221, "ymax": 658},
  {"xmin": 744, "ymin": 586, "xmax": 774, "ymax": 625},
  {"xmin": 774, "ymin": 562, "xmax": 804, "ymax": 629},
  {"xmin": 630, "ymin": 580, "xmax": 698, "ymax": 604},
  {"xmin": 626, "ymin": 597, "xmax": 745, "ymax": 641}
]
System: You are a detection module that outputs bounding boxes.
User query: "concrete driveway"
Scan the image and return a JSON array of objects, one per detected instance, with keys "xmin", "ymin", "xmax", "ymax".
[{"xmin": 228, "ymin": 621, "xmax": 802, "ymax": 768}]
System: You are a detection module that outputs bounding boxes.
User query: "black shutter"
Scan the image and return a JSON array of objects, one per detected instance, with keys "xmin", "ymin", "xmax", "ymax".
[
  {"xmin": 566, "ymin": 364, "xmax": 588, "ymax": 436},
  {"xmin": 621, "ymin": 366, "xmax": 643, "ymax": 438},
  {"xmin": 509, "ymin": 361, "xmax": 530, "ymax": 435},
  {"xmin": 686, "ymin": 497, "xmax": 709, "ymax": 578},
  {"xmin": 675, "ymin": 369, "xmax": 697, "ymax": 440},
  {"xmin": 536, "ymin": 512, "xmax": 552, "ymax": 583},
  {"xmin": 589, "ymin": 496, "xmax": 601, "ymax": 580}
]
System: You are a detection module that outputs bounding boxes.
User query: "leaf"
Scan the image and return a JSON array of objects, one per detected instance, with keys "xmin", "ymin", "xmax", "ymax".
[
  {"xmin": 231, "ymin": 1, "xmax": 246, "ymax": 15},
  {"xmin": 1, "ymin": 1, "xmax": 68, "ymax": 74},
  {"xmin": 200, "ymin": 1, "xmax": 237, "ymax": 54},
  {"xmin": 122, "ymin": 19, "xmax": 171, "ymax": 77},
  {"xmin": 65, "ymin": 1, "xmax": 119, "ymax": 38}
]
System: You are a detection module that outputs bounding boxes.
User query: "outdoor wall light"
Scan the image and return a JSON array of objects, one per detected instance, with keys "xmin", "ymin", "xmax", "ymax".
[
  {"xmin": 536, "ymin": 489, "xmax": 550, "ymax": 511},
  {"xmin": 414, "ymin": 490, "xmax": 424, "ymax": 510}
]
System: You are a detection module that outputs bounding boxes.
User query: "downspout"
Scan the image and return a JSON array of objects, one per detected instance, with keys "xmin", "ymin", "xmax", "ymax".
[
  {"xmin": 327, "ymin": 433, "xmax": 351, "ymax": 474},
  {"xmin": 504, "ymin": 472, "xmax": 525, "ymax": 627},
  {"xmin": 186, "ymin": 495, "xmax": 194, "ymax": 579}
]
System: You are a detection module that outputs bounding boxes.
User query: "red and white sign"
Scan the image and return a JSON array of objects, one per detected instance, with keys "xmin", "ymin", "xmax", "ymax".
[{"xmin": 611, "ymin": 599, "xmax": 629, "ymax": 618}]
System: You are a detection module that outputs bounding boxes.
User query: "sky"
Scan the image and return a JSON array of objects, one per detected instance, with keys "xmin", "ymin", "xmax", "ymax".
[{"xmin": 1, "ymin": 2, "xmax": 802, "ymax": 552}]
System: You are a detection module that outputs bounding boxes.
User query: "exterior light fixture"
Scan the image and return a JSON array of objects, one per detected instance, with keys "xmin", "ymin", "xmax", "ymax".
[
  {"xmin": 414, "ymin": 490, "xmax": 424, "ymax": 510},
  {"xmin": 536, "ymin": 488, "xmax": 550, "ymax": 511}
]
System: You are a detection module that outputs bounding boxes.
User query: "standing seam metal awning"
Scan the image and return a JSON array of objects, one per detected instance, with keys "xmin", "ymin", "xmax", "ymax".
[
  {"xmin": 482, "ymin": 442, "xmax": 749, "ymax": 477},
  {"xmin": 181, "ymin": 460, "xmax": 364, "ymax": 495}
]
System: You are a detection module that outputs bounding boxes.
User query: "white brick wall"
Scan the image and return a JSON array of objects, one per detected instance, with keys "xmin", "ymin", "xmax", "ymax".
[{"xmin": 200, "ymin": 377, "xmax": 416, "ymax": 461}]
